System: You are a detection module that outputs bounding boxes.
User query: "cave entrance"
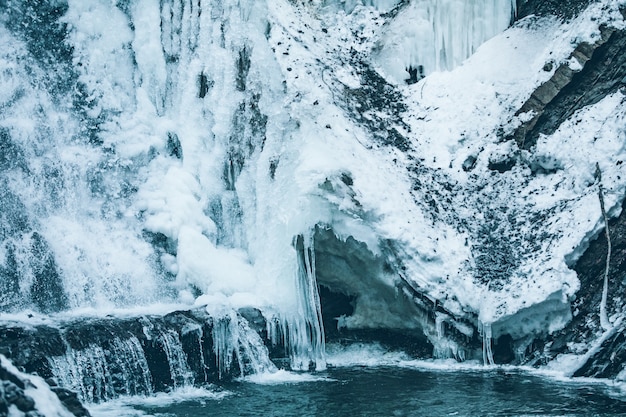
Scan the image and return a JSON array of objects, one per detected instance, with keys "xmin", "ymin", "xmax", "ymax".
[{"xmin": 310, "ymin": 225, "xmax": 434, "ymax": 357}]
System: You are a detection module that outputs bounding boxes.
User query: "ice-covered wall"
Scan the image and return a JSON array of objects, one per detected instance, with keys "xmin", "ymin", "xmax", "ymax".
[
  {"xmin": 375, "ymin": 0, "xmax": 516, "ymax": 82},
  {"xmin": 320, "ymin": 0, "xmax": 402, "ymax": 13}
]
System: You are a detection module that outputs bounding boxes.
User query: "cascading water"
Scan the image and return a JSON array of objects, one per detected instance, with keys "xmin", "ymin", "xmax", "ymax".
[
  {"xmin": 0, "ymin": 0, "xmax": 536, "ymax": 389},
  {"xmin": 0, "ymin": 0, "xmax": 519, "ymax": 313},
  {"xmin": 49, "ymin": 337, "xmax": 154, "ymax": 402},
  {"xmin": 0, "ymin": 310, "xmax": 279, "ymax": 403}
]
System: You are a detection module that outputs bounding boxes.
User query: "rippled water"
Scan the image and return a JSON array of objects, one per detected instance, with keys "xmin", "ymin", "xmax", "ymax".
[{"xmin": 90, "ymin": 366, "xmax": 626, "ymax": 417}]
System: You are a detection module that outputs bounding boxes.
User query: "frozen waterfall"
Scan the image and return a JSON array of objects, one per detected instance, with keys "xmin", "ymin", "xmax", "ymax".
[
  {"xmin": 0, "ymin": 0, "xmax": 514, "ymax": 366},
  {"xmin": 3, "ymin": 0, "xmax": 626, "ymax": 406},
  {"xmin": 375, "ymin": 0, "xmax": 517, "ymax": 82}
]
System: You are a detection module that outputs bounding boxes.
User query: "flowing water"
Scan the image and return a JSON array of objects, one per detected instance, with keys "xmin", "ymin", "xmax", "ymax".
[{"xmin": 89, "ymin": 364, "xmax": 626, "ymax": 417}]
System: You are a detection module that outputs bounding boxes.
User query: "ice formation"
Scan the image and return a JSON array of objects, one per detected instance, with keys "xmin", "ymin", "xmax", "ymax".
[
  {"xmin": 375, "ymin": 0, "xmax": 517, "ymax": 82},
  {"xmin": 1, "ymin": 0, "xmax": 626, "ymax": 400}
]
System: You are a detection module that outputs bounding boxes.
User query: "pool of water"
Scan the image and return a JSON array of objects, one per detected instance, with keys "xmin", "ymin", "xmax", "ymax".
[{"xmin": 90, "ymin": 366, "xmax": 626, "ymax": 417}]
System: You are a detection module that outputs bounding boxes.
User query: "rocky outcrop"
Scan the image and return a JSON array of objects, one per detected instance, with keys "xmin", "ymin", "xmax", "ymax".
[
  {"xmin": 573, "ymin": 322, "xmax": 626, "ymax": 379},
  {"xmin": 554, "ymin": 198, "xmax": 626, "ymax": 378},
  {"xmin": 0, "ymin": 308, "xmax": 276, "ymax": 403},
  {"xmin": 516, "ymin": 197, "xmax": 626, "ymax": 377},
  {"xmin": 516, "ymin": 0, "xmax": 594, "ymax": 19},
  {"xmin": 1, "ymin": 363, "xmax": 37, "ymax": 416},
  {"xmin": 1, "ymin": 355, "xmax": 90, "ymax": 417}
]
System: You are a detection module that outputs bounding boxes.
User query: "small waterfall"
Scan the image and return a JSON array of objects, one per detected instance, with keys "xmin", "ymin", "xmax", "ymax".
[
  {"xmin": 0, "ymin": 310, "xmax": 279, "ymax": 403},
  {"xmin": 157, "ymin": 330, "xmax": 195, "ymax": 388},
  {"xmin": 49, "ymin": 336, "xmax": 153, "ymax": 402},
  {"xmin": 212, "ymin": 311, "xmax": 277, "ymax": 379},
  {"xmin": 236, "ymin": 315, "xmax": 278, "ymax": 376}
]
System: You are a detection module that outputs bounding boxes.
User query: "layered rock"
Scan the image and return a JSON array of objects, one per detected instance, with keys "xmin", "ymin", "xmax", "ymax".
[{"xmin": 512, "ymin": 14, "xmax": 626, "ymax": 149}]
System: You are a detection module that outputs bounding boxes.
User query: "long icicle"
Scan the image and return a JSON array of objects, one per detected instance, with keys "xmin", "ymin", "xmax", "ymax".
[
  {"xmin": 596, "ymin": 162, "xmax": 612, "ymax": 331},
  {"xmin": 481, "ymin": 322, "xmax": 495, "ymax": 366},
  {"xmin": 291, "ymin": 233, "xmax": 326, "ymax": 370},
  {"xmin": 301, "ymin": 232, "xmax": 326, "ymax": 370}
]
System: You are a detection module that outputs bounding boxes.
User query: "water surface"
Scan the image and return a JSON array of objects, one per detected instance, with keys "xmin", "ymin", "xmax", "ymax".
[{"xmin": 91, "ymin": 366, "xmax": 626, "ymax": 417}]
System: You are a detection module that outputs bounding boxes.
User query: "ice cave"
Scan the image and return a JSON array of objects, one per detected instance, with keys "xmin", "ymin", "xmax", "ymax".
[{"xmin": 1, "ymin": 0, "xmax": 626, "ymax": 415}]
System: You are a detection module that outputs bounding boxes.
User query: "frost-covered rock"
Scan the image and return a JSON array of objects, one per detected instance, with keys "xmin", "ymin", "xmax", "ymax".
[
  {"xmin": 0, "ymin": 309, "xmax": 277, "ymax": 403},
  {"xmin": 0, "ymin": 354, "xmax": 89, "ymax": 417}
]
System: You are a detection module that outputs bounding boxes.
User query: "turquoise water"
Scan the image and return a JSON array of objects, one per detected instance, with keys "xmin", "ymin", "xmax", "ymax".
[{"xmin": 91, "ymin": 366, "xmax": 626, "ymax": 417}]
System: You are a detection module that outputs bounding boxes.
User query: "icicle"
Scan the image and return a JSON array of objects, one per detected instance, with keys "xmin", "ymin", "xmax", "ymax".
[
  {"xmin": 376, "ymin": 0, "xmax": 516, "ymax": 82},
  {"xmin": 435, "ymin": 312, "xmax": 445, "ymax": 339},
  {"xmin": 212, "ymin": 310, "xmax": 240, "ymax": 379},
  {"xmin": 430, "ymin": 312, "xmax": 466, "ymax": 361},
  {"xmin": 292, "ymin": 233, "xmax": 326, "ymax": 370},
  {"xmin": 480, "ymin": 321, "xmax": 495, "ymax": 366},
  {"xmin": 261, "ymin": 233, "xmax": 327, "ymax": 371},
  {"xmin": 596, "ymin": 163, "xmax": 612, "ymax": 331}
]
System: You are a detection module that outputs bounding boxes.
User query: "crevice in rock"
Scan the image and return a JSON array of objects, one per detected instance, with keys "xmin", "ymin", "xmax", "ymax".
[{"xmin": 313, "ymin": 225, "xmax": 483, "ymax": 360}]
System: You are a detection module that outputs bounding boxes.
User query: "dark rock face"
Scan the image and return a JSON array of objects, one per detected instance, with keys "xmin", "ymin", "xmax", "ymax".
[
  {"xmin": 0, "ymin": 309, "xmax": 276, "ymax": 403},
  {"xmin": 557, "ymin": 198, "xmax": 626, "ymax": 378},
  {"xmin": 573, "ymin": 323, "xmax": 626, "ymax": 378},
  {"xmin": 50, "ymin": 387, "xmax": 91, "ymax": 417},
  {"xmin": 0, "ymin": 362, "xmax": 33, "ymax": 416},
  {"xmin": 520, "ymin": 198, "xmax": 626, "ymax": 376},
  {"xmin": 516, "ymin": 0, "xmax": 594, "ymax": 19},
  {"xmin": 341, "ymin": 64, "xmax": 410, "ymax": 152}
]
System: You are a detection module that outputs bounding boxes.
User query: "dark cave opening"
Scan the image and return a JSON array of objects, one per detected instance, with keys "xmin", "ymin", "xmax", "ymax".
[{"xmin": 312, "ymin": 226, "xmax": 435, "ymax": 357}]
